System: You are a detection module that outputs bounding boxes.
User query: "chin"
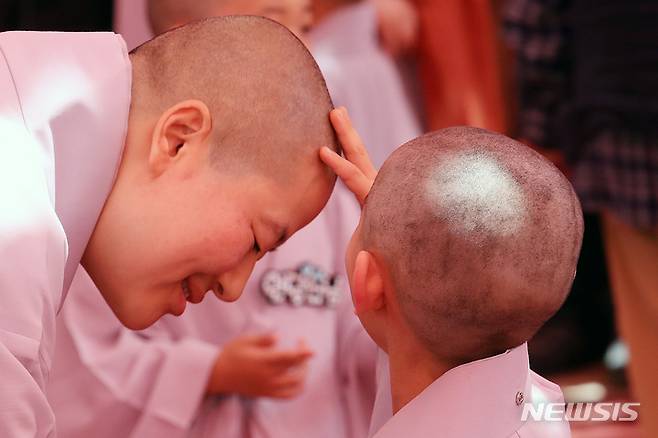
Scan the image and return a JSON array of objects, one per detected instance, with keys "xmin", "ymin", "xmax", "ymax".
[
  {"xmin": 107, "ymin": 294, "xmax": 165, "ymax": 331},
  {"xmin": 116, "ymin": 312, "xmax": 160, "ymax": 331}
]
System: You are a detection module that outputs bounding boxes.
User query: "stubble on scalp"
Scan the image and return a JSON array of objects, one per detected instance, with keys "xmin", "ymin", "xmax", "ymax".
[{"xmin": 362, "ymin": 127, "xmax": 584, "ymax": 364}]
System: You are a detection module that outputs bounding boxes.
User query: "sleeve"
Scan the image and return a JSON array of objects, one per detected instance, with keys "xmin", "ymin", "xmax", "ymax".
[
  {"xmin": 502, "ymin": 0, "xmax": 571, "ymax": 148},
  {"xmin": 50, "ymin": 268, "xmax": 219, "ymax": 438},
  {"xmin": 0, "ymin": 119, "xmax": 67, "ymax": 437},
  {"xmin": 328, "ymin": 187, "xmax": 379, "ymax": 438}
]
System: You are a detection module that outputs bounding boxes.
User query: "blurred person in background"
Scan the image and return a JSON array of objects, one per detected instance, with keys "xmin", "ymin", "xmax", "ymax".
[
  {"xmin": 311, "ymin": 0, "xmax": 422, "ymax": 169},
  {"xmin": 504, "ymin": 0, "xmax": 658, "ymax": 436},
  {"xmin": 48, "ymin": 1, "xmax": 379, "ymax": 437},
  {"xmin": 503, "ymin": 0, "xmax": 615, "ymax": 378},
  {"xmin": 410, "ymin": 0, "xmax": 509, "ymax": 133},
  {"xmin": 148, "ymin": 0, "xmax": 313, "ymax": 43}
]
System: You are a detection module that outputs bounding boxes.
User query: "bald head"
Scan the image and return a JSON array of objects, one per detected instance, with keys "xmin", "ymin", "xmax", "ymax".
[
  {"xmin": 130, "ymin": 16, "xmax": 338, "ymax": 182},
  {"xmin": 362, "ymin": 127, "xmax": 583, "ymax": 364}
]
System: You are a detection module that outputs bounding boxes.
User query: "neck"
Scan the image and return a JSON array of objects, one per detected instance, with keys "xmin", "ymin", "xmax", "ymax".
[{"xmin": 387, "ymin": 334, "xmax": 452, "ymax": 413}]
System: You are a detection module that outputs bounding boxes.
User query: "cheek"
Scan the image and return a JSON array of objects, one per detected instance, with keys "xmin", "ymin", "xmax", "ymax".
[{"xmin": 194, "ymin": 216, "xmax": 253, "ymax": 271}]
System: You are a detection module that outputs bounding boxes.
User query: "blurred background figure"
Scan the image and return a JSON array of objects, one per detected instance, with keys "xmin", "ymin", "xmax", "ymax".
[
  {"xmin": 502, "ymin": 0, "xmax": 616, "ymax": 383},
  {"xmin": 411, "ymin": 0, "xmax": 509, "ymax": 133},
  {"xmin": 148, "ymin": 0, "xmax": 313, "ymax": 43},
  {"xmin": 504, "ymin": 0, "xmax": 658, "ymax": 436},
  {"xmin": 310, "ymin": 0, "xmax": 422, "ymax": 168}
]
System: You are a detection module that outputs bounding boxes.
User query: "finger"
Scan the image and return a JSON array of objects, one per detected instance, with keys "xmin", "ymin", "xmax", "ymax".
[
  {"xmin": 320, "ymin": 147, "xmax": 372, "ymax": 205},
  {"xmin": 268, "ymin": 385, "xmax": 305, "ymax": 399},
  {"xmin": 271, "ymin": 368, "xmax": 308, "ymax": 388},
  {"xmin": 265, "ymin": 349, "xmax": 314, "ymax": 367},
  {"xmin": 269, "ymin": 371, "xmax": 308, "ymax": 396},
  {"xmin": 271, "ymin": 377, "xmax": 306, "ymax": 391},
  {"xmin": 330, "ymin": 108, "xmax": 377, "ymax": 180},
  {"xmin": 330, "ymin": 107, "xmax": 377, "ymax": 179},
  {"xmin": 245, "ymin": 333, "xmax": 277, "ymax": 348}
]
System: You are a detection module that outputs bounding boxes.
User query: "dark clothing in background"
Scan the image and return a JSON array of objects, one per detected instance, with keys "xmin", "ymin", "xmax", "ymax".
[
  {"xmin": 0, "ymin": 0, "xmax": 112, "ymax": 32},
  {"xmin": 504, "ymin": 2, "xmax": 658, "ymax": 435},
  {"xmin": 504, "ymin": 0, "xmax": 658, "ymax": 230},
  {"xmin": 528, "ymin": 213, "xmax": 615, "ymax": 374},
  {"xmin": 503, "ymin": 0, "xmax": 616, "ymax": 375}
]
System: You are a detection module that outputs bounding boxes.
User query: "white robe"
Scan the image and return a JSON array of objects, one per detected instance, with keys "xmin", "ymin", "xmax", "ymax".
[{"xmin": 0, "ymin": 31, "xmax": 131, "ymax": 436}]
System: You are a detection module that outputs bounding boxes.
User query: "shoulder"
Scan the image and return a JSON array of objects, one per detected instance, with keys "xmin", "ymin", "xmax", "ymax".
[{"xmin": 0, "ymin": 118, "xmax": 66, "ymax": 263}]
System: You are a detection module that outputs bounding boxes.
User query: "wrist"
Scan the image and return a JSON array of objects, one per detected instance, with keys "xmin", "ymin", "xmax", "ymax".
[{"xmin": 207, "ymin": 349, "xmax": 232, "ymax": 396}]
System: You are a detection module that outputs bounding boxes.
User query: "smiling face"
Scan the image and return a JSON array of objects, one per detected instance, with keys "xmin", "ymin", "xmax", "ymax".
[
  {"xmin": 83, "ymin": 113, "xmax": 332, "ymax": 330},
  {"xmin": 90, "ymin": 171, "xmax": 329, "ymax": 330}
]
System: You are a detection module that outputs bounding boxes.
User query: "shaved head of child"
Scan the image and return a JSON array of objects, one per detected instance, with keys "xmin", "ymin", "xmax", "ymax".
[{"xmin": 346, "ymin": 127, "xmax": 583, "ymax": 365}]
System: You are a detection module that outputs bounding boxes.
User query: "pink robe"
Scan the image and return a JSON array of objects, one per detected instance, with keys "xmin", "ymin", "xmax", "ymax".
[
  {"xmin": 0, "ymin": 31, "xmax": 131, "ymax": 436},
  {"xmin": 371, "ymin": 344, "xmax": 571, "ymax": 438},
  {"xmin": 48, "ymin": 186, "xmax": 378, "ymax": 438},
  {"xmin": 309, "ymin": 1, "xmax": 422, "ymax": 169}
]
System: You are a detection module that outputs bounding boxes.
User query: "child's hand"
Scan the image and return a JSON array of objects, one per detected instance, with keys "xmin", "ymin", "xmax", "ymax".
[
  {"xmin": 321, "ymin": 107, "xmax": 378, "ymax": 207},
  {"xmin": 207, "ymin": 334, "xmax": 313, "ymax": 399}
]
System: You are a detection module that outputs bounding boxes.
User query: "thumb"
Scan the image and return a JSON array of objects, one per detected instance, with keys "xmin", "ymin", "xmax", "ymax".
[
  {"xmin": 296, "ymin": 338, "xmax": 313, "ymax": 354},
  {"xmin": 248, "ymin": 333, "xmax": 278, "ymax": 348}
]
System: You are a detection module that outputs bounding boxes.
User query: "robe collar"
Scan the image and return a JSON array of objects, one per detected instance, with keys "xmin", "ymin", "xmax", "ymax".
[{"xmin": 375, "ymin": 343, "xmax": 532, "ymax": 438}]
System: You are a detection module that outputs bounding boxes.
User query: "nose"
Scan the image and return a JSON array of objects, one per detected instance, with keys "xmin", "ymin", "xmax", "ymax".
[{"xmin": 215, "ymin": 254, "xmax": 258, "ymax": 302}]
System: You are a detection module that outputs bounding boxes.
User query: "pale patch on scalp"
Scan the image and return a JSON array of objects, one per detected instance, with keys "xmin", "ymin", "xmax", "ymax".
[{"xmin": 425, "ymin": 152, "xmax": 526, "ymax": 236}]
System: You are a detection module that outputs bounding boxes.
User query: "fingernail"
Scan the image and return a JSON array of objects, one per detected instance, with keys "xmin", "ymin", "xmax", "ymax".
[{"xmin": 321, "ymin": 146, "xmax": 337, "ymax": 156}]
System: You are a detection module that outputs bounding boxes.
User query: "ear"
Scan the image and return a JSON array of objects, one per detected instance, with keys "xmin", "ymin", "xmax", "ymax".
[
  {"xmin": 352, "ymin": 250, "xmax": 385, "ymax": 315},
  {"xmin": 148, "ymin": 100, "xmax": 213, "ymax": 176}
]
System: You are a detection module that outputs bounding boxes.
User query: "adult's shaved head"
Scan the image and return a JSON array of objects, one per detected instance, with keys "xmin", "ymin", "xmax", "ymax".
[
  {"xmin": 130, "ymin": 16, "xmax": 338, "ymax": 181},
  {"xmin": 362, "ymin": 127, "xmax": 583, "ymax": 364}
]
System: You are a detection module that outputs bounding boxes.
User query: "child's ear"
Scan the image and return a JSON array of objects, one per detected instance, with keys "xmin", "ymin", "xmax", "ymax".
[
  {"xmin": 352, "ymin": 250, "xmax": 385, "ymax": 315},
  {"xmin": 148, "ymin": 99, "xmax": 212, "ymax": 176}
]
